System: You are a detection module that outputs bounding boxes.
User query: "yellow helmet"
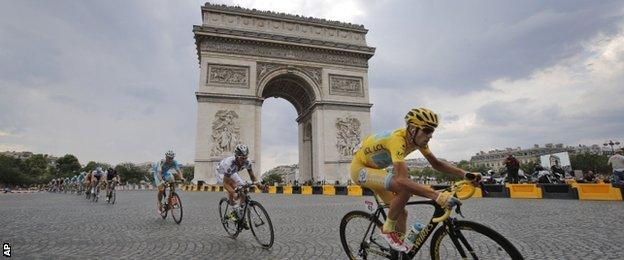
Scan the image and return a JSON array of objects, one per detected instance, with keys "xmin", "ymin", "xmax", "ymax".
[{"xmin": 404, "ymin": 108, "xmax": 439, "ymax": 128}]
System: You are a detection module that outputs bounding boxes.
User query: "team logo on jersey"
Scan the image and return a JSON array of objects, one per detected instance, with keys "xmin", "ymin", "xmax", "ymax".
[{"xmin": 358, "ymin": 169, "xmax": 368, "ymax": 185}]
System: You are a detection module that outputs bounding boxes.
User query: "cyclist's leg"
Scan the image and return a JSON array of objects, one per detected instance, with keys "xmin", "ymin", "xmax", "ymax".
[
  {"xmin": 349, "ymin": 160, "xmax": 399, "ymax": 225},
  {"xmin": 230, "ymin": 173, "xmax": 245, "ymax": 202},
  {"xmin": 157, "ymin": 182, "xmax": 166, "ymax": 210},
  {"xmin": 350, "ymin": 160, "xmax": 410, "ymax": 250},
  {"xmin": 223, "ymin": 175, "xmax": 237, "ymax": 205}
]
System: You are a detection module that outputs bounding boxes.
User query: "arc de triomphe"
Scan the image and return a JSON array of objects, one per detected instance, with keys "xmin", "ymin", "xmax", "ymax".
[{"xmin": 193, "ymin": 3, "xmax": 375, "ymax": 184}]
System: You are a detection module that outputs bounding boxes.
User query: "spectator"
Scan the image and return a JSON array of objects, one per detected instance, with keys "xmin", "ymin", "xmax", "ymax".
[
  {"xmin": 582, "ymin": 170, "xmax": 596, "ymax": 183},
  {"xmin": 550, "ymin": 160, "xmax": 565, "ymax": 180},
  {"xmin": 608, "ymin": 150, "xmax": 624, "ymax": 186},
  {"xmin": 504, "ymin": 154, "xmax": 520, "ymax": 183}
]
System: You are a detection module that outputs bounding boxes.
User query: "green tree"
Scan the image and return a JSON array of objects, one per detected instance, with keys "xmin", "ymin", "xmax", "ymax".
[
  {"xmin": 24, "ymin": 154, "xmax": 49, "ymax": 182},
  {"xmin": 56, "ymin": 154, "xmax": 81, "ymax": 177},
  {"xmin": 262, "ymin": 172, "xmax": 283, "ymax": 185},
  {"xmin": 520, "ymin": 162, "xmax": 537, "ymax": 176},
  {"xmin": 0, "ymin": 155, "xmax": 30, "ymax": 186},
  {"xmin": 115, "ymin": 163, "xmax": 149, "ymax": 184},
  {"xmin": 570, "ymin": 153, "xmax": 610, "ymax": 174},
  {"xmin": 182, "ymin": 166, "xmax": 194, "ymax": 183}
]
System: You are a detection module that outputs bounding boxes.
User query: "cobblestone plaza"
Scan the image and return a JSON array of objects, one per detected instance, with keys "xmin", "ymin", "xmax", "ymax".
[{"xmin": 1, "ymin": 191, "xmax": 623, "ymax": 259}]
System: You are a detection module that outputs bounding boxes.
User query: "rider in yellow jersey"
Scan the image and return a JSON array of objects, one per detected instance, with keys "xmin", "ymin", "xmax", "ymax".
[{"xmin": 350, "ymin": 108, "xmax": 481, "ymax": 252}]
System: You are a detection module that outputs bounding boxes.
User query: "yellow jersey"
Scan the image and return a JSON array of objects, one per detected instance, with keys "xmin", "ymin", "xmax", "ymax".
[{"xmin": 354, "ymin": 128, "xmax": 431, "ymax": 169}]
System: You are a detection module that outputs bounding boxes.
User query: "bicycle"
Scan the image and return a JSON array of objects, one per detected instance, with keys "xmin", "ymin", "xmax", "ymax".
[
  {"xmin": 91, "ymin": 180, "xmax": 102, "ymax": 202},
  {"xmin": 105, "ymin": 180, "xmax": 118, "ymax": 204},
  {"xmin": 218, "ymin": 183, "xmax": 274, "ymax": 248},
  {"xmin": 339, "ymin": 180, "xmax": 523, "ymax": 259},
  {"xmin": 159, "ymin": 181, "xmax": 183, "ymax": 224}
]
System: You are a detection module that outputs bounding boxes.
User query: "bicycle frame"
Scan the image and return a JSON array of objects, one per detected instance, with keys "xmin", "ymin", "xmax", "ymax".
[{"xmin": 363, "ymin": 195, "xmax": 449, "ymax": 258}]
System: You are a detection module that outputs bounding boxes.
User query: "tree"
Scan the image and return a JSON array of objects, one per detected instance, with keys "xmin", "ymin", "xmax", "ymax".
[
  {"xmin": 520, "ymin": 162, "xmax": 537, "ymax": 176},
  {"xmin": 115, "ymin": 163, "xmax": 149, "ymax": 184},
  {"xmin": 570, "ymin": 153, "xmax": 610, "ymax": 174},
  {"xmin": 24, "ymin": 154, "xmax": 48, "ymax": 181},
  {"xmin": 182, "ymin": 166, "xmax": 194, "ymax": 183},
  {"xmin": 262, "ymin": 172, "xmax": 283, "ymax": 185},
  {"xmin": 0, "ymin": 155, "xmax": 30, "ymax": 186},
  {"xmin": 56, "ymin": 154, "xmax": 81, "ymax": 177}
]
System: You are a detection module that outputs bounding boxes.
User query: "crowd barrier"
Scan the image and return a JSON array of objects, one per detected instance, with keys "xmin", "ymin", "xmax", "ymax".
[
  {"xmin": 128, "ymin": 183, "xmax": 623, "ymax": 202},
  {"xmin": 539, "ymin": 184, "xmax": 578, "ymax": 199},
  {"xmin": 482, "ymin": 184, "xmax": 509, "ymax": 198},
  {"xmin": 506, "ymin": 184, "xmax": 542, "ymax": 199},
  {"xmin": 571, "ymin": 183, "xmax": 622, "ymax": 201}
]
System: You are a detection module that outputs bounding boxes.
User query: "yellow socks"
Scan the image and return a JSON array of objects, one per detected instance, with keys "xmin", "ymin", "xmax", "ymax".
[{"xmin": 383, "ymin": 218, "xmax": 397, "ymax": 233}]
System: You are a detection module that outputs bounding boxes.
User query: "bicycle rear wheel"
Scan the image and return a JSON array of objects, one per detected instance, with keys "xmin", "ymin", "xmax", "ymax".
[
  {"xmin": 247, "ymin": 200, "xmax": 274, "ymax": 248},
  {"xmin": 219, "ymin": 197, "xmax": 240, "ymax": 238},
  {"xmin": 110, "ymin": 189, "xmax": 116, "ymax": 204},
  {"xmin": 430, "ymin": 220, "xmax": 523, "ymax": 260},
  {"xmin": 92, "ymin": 188, "xmax": 99, "ymax": 202},
  {"xmin": 339, "ymin": 210, "xmax": 394, "ymax": 260},
  {"xmin": 170, "ymin": 193, "xmax": 183, "ymax": 224}
]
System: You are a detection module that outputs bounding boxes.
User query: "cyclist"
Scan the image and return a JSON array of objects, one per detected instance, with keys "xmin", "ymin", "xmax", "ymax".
[
  {"xmin": 64, "ymin": 177, "xmax": 71, "ymax": 192},
  {"xmin": 83, "ymin": 171, "xmax": 93, "ymax": 195},
  {"xmin": 76, "ymin": 172, "xmax": 86, "ymax": 193},
  {"xmin": 91, "ymin": 167, "xmax": 104, "ymax": 198},
  {"xmin": 154, "ymin": 150, "xmax": 185, "ymax": 214},
  {"xmin": 350, "ymin": 108, "xmax": 481, "ymax": 252},
  {"xmin": 70, "ymin": 175, "xmax": 78, "ymax": 192},
  {"xmin": 104, "ymin": 167, "xmax": 120, "ymax": 203},
  {"xmin": 216, "ymin": 144, "xmax": 260, "ymax": 220}
]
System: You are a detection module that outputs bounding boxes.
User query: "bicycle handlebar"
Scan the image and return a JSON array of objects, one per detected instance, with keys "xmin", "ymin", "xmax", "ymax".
[{"xmin": 431, "ymin": 180, "xmax": 476, "ymax": 223}]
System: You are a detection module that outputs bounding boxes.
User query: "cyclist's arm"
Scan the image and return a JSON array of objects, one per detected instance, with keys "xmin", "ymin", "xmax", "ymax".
[
  {"xmin": 423, "ymin": 152, "xmax": 466, "ymax": 179},
  {"xmin": 393, "ymin": 161, "xmax": 438, "ymax": 199},
  {"xmin": 247, "ymin": 169, "xmax": 258, "ymax": 183}
]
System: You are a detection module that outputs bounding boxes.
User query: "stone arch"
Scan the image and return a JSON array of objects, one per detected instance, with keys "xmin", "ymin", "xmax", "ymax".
[
  {"xmin": 193, "ymin": 3, "xmax": 375, "ymax": 185},
  {"xmin": 256, "ymin": 67, "xmax": 322, "ymax": 107}
]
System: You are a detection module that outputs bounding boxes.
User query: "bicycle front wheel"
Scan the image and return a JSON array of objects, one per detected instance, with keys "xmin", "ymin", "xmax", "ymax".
[
  {"xmin": 340, "ymin": 210, "xmax": 394, "ymax": 260},
  {"xmin": 219, "ymin": 197, "xmax": 240, "ymax": 238},
  {"xmin": 430, "ymin": 220, "xmax": 523, "ymax": 260},
  {"xmin": 247, "ymin": 200, "xmax": 274, "ymax": 248},
  {"xmin": 170, "ymin": 193, "xmax": 183, "ymax": 224}
]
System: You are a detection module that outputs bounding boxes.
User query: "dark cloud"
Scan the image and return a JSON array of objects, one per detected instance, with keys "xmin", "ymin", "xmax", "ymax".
[
  {"xmin": 0, "ymin": 0, "xmax": 622, "ymax": 168},
  {"xmin": 362, "ymin": 0, "xmax": 623, "ymax": 93}
]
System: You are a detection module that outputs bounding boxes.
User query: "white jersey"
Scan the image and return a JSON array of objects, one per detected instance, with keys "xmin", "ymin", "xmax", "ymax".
[
  {"xmin": 216, "ymin": 156, "xmax": 252, "ymax": 177},
  {"xmin": 608, "ymin": 154, "xmax": 624, "ymax": 171}
]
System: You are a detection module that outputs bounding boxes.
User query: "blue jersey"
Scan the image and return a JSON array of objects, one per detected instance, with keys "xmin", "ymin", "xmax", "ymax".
[{"xmin": 159, "ymin": 160, "xmax": 180, "ymax": 175}]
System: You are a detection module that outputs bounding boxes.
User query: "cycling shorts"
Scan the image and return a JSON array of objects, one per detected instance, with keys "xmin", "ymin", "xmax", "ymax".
[{"xmin": 349, "ymin": 159, "xmax": 395, "ymax": 205}]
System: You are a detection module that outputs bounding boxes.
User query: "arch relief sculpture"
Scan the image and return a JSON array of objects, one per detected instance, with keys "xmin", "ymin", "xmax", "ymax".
[
  {"xmin": 210, "ymin": 110, "xmax": 241, "ymax": 156},
  {"xmin": 336, "ymin": 116, "xmax": 361, "ymax": 157}
]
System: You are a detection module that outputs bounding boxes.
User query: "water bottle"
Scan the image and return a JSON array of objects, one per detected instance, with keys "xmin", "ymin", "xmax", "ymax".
[
  {"xmin": 403, "ymin": 222, "xmax": 425, "ymax": 245},
  {"xmin": 237, "ymin": 203, "xmax": 245, "ymax": 218}
]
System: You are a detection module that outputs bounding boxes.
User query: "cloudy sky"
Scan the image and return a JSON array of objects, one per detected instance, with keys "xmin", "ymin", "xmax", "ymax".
[{"xmin": 1, "ymin": 0, "xmax": 623, "ymax": 173}]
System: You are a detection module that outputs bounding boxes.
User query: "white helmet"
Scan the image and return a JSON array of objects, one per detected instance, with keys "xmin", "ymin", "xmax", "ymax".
[
  {"xmin": 165, "ymin": 150, "xmax": 175, "ymax": 158},
  {"xmin": 234, "ymin": 144, "xmax": 249, "ymax": 157}
]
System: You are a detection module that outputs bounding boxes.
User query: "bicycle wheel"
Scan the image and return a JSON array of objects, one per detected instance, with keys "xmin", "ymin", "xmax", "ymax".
[
  {"xmin": 93, "ymin": 188, "xmax": 99, "ymax": 202},
  {"xmin": 430, "ymin": 220, "xmax": 523, "ymax": 260},
  {"xmin": 170, "ymin": 193, "xmax": 183, "ymax": 224},
  {"xmin": 247, "ymin": 200, "xmax": 274, "ymax": 248},
  {"xmin": 110, "ymin": 189, "xmax": 116, "ymax": 204},
  {"xmin": 219, "ymin": 197, "xmax": 240, "ymax": 238},
  {"xmin": 340, "ymin": 210, "xmax": 394, "ymax": 260}
]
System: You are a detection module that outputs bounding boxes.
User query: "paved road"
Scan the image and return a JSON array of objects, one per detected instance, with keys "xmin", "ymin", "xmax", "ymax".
[{"xmin": 1, "ymin": 191, "xmax": 623, "ymax": 259}]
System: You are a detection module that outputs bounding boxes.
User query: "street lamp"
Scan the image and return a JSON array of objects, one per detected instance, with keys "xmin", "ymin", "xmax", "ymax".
[{"xmin": 603, "ymin": 140, "xmax": 620, "ymax": 154}]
